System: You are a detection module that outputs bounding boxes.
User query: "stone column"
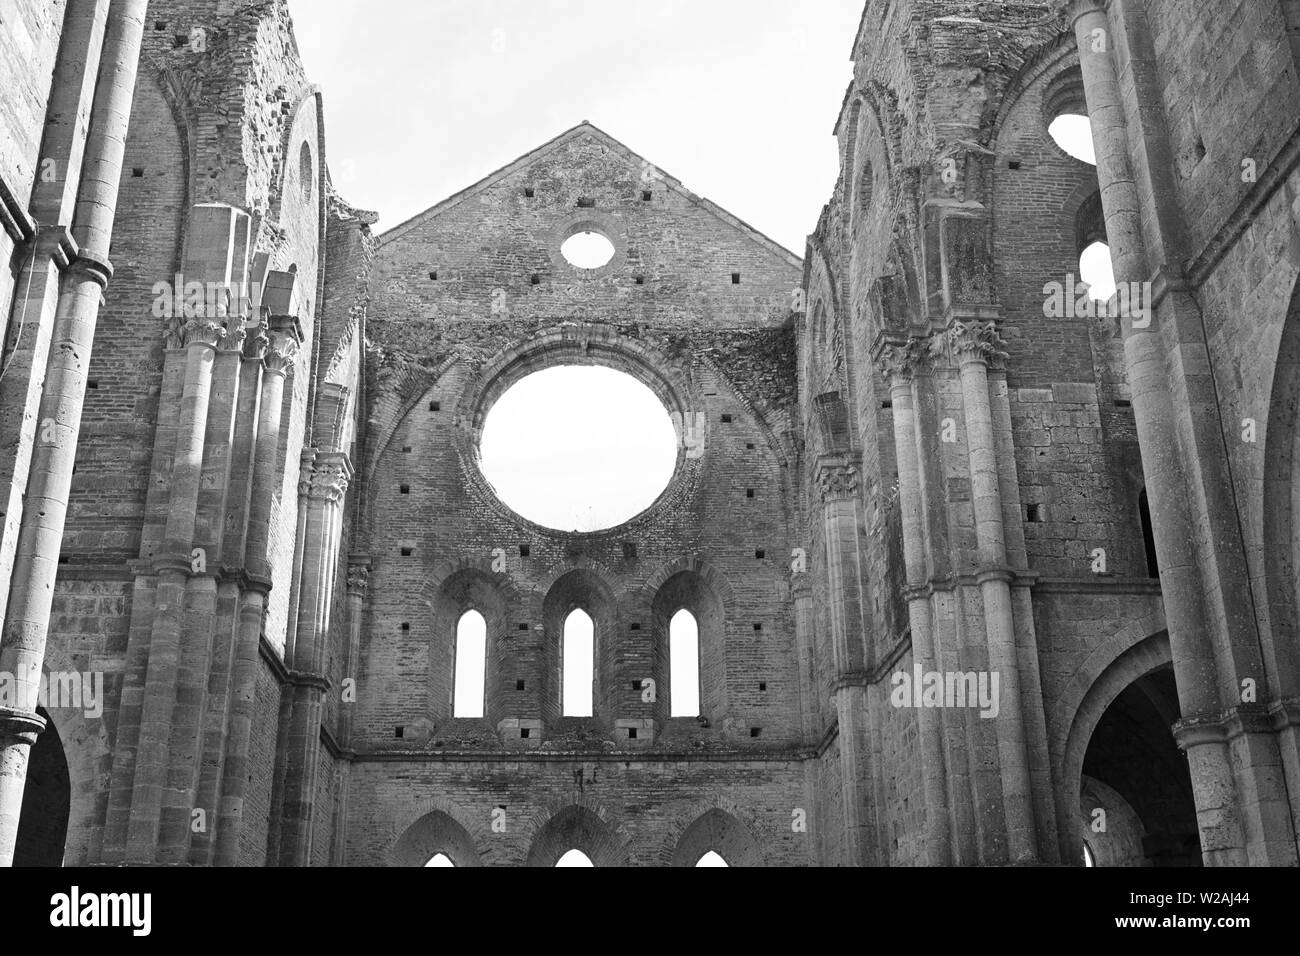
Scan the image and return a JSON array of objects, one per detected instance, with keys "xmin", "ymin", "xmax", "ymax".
[
  {"xmin": 815, "ymin": 456, "xmax": 874, "ymax": 865},
  {"xmin": 945, "ymin": 320, "xmax": 1037, "ymax": 863},
  {"xmin": 1068, "ymin": 0, "xmax": 1252, "ymax": 864},
  {"xmin": 125, "ymin": 315, "xmax": 225, "ymax": 861},
  {"xmin": 340, "ymin": 559, "xmax": 368, "ymax": 748},
  {"xmin": 790, "ymin": 572, "xmax": 818, "ymax": 743},
  {"xmin": 876, "ymin": 337, "xmax": 952, "ymax": 865},
  {"xmin": 214, "ymin": 327, "xmax": 297, "ymax": 866},
  {"xmin": 278, "ymin": 452, "xmax": 351, "ymax": 866},
  {"xmin": 0, "ymin": 0, "xmax": 148, "ymax": 867}
]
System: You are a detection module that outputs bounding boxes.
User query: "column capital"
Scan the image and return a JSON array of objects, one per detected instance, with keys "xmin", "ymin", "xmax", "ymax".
[
  {"xmin": 263, "ymin": 330, "xmax": 300, "ymax": 375},
  {"xmin": 815, "ymin": 456, "xmax": 861, "ymax": 503},
  {"xmin": 936, "ymin": 319, "xmax": 1007, "ymax": 368},
  {"xmin": 181, "ymin": 317, "xmax": 225, "ymax": 349},
  {"xmin": 873, "ymin": 336, "xmax": 928, "ymax": 387},
  {"xmin": 346, "ymin": 563, "xmax": 370, "ymax": 596},
  {"xmin": 308, "ymin": 452, "xmax": 353, "ymax": 503}
]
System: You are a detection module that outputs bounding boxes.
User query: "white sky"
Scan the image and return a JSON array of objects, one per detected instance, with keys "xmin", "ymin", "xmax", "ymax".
[{"xmin": 287, "ymin": 0, "xmax": 865, "ymax": 255}]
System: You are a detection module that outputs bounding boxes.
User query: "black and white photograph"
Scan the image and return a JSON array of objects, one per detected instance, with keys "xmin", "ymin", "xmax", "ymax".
[{"xmin": 0, "ymin": 0, "xmax": 1289, "ymax": 932}]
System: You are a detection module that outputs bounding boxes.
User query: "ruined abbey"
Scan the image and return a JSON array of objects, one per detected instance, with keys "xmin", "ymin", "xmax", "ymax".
[{"xmin": 1, "ymin": 0, "xmax": 1298, "ymax": 867}]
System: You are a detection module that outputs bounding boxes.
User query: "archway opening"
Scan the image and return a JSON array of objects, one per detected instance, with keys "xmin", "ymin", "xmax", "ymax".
[
  {"xmin": 13, "ymin": 707, "xmax": 70, "ymax": 867},
  {"xmin": 696, "ymin": 850, "xmax": 728, "ymax": 867},
  {"xmin": 425, "ymin": 852, "xmax": 455, "ymax": 867},
  {"xmin": 1049, "ymin": 113, "xmax": 1096, "ymax": 164},
  {"xmin": 555, "ymin": 848, "xmax": 594, "ymax": 867},
  {"xmin": 479, "ymin": 365, "xmax": 678, "ymax": 531},
  {"xmin": 669, "ymin": 608, "xmax": 700, "ymax": 717},
  {"xmin": 453, "ymin": 609, "xmax": 487, "ymax": 718},
  {"xmin": 563, "ymin": 608, "xmax": 594, "ymax": 717},
  {"xmin": 1080, "ymin": 240, "xmax": 1116, "ymax": 303},
  {"xmin": 1080, "ymin": 668, "xmax": 1201, "ymax": 866}
]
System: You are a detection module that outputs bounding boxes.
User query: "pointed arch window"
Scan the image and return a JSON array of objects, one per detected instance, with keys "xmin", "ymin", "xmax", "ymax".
[
  {"xmin": 425, "ymin": 852, "xmax": 455, "ymax": 867},
  {"xmin": 555, "ymin": 848, "xmax": 594, "ymax": 867},
  {"xmin": 669, "ymin": 608, "xmax": 700, "ymax": 717},
  {"xmin": 696, "ymin": 850, "xmax": 728, "ymax": 867},
  {"xmin": 453, "ymin": 610, "xmax": 487, "ymax": 718},
  {"xmin": 563, "ymin": 609, "xmax": 594, "ymax": 717}
]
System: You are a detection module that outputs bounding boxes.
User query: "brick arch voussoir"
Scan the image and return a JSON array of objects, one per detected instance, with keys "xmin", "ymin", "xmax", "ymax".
[
  {"xmin": 388, "ymin": 796, "xmax": 487, "ymax": 866},
  {"xmin": 522, "ymin": 795, "xmax": 632, "ymax": 867},
  {"xmin": 638, "ymin": 555, "xmax": 735, "ymax": 611},
  {"xmin": 658, "ymin": 795, "xmax": 764, "ymax": 866},
  {"xmin": 421, "ymin": 557, "xmax": 523, "ymax": 612}
]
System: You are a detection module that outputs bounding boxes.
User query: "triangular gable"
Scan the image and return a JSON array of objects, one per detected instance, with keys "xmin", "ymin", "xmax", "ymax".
[{"xmin": 378, "ymin": 121, "xmax": 802, "ymax": 268}]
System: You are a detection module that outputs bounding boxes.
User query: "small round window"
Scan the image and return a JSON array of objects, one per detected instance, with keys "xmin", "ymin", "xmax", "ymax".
[{"xmin": 561, "ymin": 231, "xmax": 615, "ymax": 269}]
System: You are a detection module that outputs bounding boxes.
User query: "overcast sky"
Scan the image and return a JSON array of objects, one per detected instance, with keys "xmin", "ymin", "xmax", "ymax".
[{"xmin": 287, "ymin": 0, "xmax": 864, "ymax": 255}]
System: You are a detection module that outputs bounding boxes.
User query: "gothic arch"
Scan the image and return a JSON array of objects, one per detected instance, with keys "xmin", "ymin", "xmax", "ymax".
[
  {"xmin": 541, "ymin": 568, "xmax": 619, "ymax": 723},
  {"xmin": 669, "ymin": 807, "xmax": 762, "ymax": 867},
  {"xmin": 390, "ymin": 799, "xmax": 485, "ymax": 866},
  {"xmin": 647, "ymin": 565, "xmax": 729, "ymax": 726},
  {"xmin": 523, "ymin": 801, "xmax": 630, "ymax": 867},
  {"xmin": 423, "ymin": 564, "xmax": 520, "ymax": 726}
]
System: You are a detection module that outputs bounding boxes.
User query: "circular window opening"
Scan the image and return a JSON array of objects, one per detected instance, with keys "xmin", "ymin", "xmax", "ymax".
[
  {"xmin": 479, "ymin": 365, "xmax": 678, "ymax": 532},
  {"xmin": 1049, "ymin": 113, "xmax": 1096, "ymax": 165},
  {"xmin": 561, "ymin": 231, "xmax": 616, "ymax": 269}
]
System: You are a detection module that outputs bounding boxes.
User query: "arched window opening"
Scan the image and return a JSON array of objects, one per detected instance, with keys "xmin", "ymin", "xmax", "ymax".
[
  {"xmin": 696, "ymin": 850, "xmax": 728, "ymax": 867},
  {"xmin": 453, "ymin": 610, "xmax": 487, "ymax": 718},
  {"xmin": 1139, "ymin": 489, "xmax": 1159, "ymax": 577},
  {"xmin": 425, "ymin": 852, "xmax": 455, "ymax": 867},
  {"xmin": 563, "ymin": 608, "xmax": 594, "ymax": 717},
  {"xmin": 299, "ymin": 141, "xmax": 314, "ymax": 200},
  {"xmin": 669, "ymin": 608, "xmax": 700, "ymax": 717},
  {"xmin": 1079, "ymin": 240, "xmax": 1116, "ymax": 303},
  {"xmin": 1049, "ymin": 113, "xmax": 1095, "ymax": 164},
  {"xmin": 555, "ymin": 848, "xmax": 594, "ymax": 867}
]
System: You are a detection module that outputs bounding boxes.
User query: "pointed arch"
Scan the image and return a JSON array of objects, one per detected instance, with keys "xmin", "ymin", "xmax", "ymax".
[
  {"xmin": 524, "ymin": 804, "xmax": 630, "ymax": 867},
  {"xmin": 391, "ymin": 808, "xmax": 482, "ymax": 867},
  {"xmin": 667, "ymin": 805, "xmax": 763, "ymax": 867}
]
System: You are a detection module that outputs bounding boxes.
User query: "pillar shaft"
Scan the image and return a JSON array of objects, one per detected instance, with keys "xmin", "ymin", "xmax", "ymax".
[
  {"xmin": 1072, "ymin": 1, "xmax": 1252, "ymax": 864},
  {"xmin": 879, "ymin": 344, "xmax": 952, "ymax": 865},
  {"xmin": 0, "ymin": 0, "xmax": 148, "ymax": 868}
]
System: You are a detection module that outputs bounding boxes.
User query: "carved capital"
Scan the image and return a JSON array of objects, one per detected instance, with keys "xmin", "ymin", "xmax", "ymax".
[
  {"xmin": 182, "ymin": 317, "xmax": 225, "ymax": 349},
  {"xmin": 943, "ymin": 320, "xmax": 1007, "ymax": 367},
  {"xmin": 874, "ymin": 337, "xmax": 927, "ymax": 386},
  {"xmin": 264, "ymin": 331, "xmax": 300, "ymax": 374},
  {"xmin": 346, "ymin": 564, "xmax": 369, "ymax": 595},
  {"xmin": 218, "ymin": 319, "xmax": 247, "ymax": 352},
  {"xmin": 243, "ymin": 316, "xmax": 270, "ymax": 362},
  {"xmin": 816, "ymin": 461, "xmax": 860, "ymax": 502},
  {"xmin": 309, "ymin": 453, "xmax": 352, "ymax": 503}
]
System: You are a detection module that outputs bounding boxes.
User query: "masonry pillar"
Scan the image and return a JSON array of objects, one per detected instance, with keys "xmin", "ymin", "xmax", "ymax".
[
  {"xmin": 947, "ymin": 320, "xmax": 1037, "ymax": 863},
  {"xmin": 1069, "ymin": 0, "xmax": 1273, "ymax": 865},
  {"xmin": 815, "ymin": 455, "xmax": 874, "ymax": 865},
  {"xmin": 214, "ymin": 324, "xmax": 297, "ymax": 866},
  {"xmin": 0, "ymin": 0, "xmax": 148, "ymax": 867},
  {"xmin": 278, "ymin": 452, "xmax": 350, "ymax": 866},
  {"xmin": 876, "ymin": 337, "xmax": 952, "ymax": 865}
]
